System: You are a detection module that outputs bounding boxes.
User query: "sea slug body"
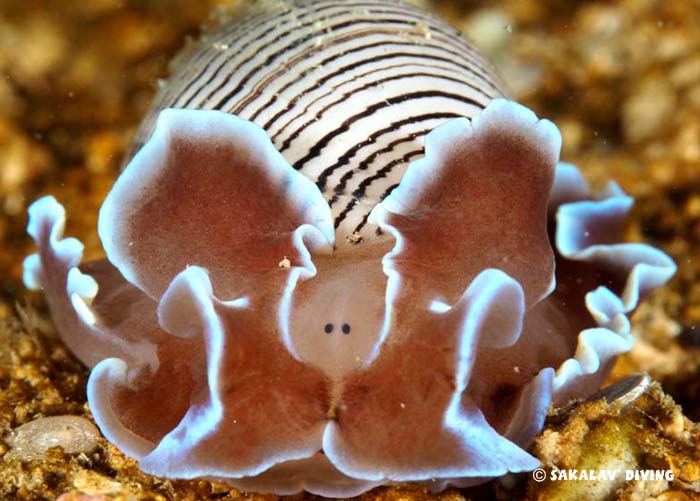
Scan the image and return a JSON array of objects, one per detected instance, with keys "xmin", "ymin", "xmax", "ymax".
[{"xmin": 23, "ymin": 0, "xmax": 676, "ymax": 496}]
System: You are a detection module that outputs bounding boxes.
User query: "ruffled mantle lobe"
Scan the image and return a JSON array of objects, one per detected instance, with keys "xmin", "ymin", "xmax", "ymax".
[{"xmin": 23, "ymin": 99, "xmax": 675, "ymax": 496}]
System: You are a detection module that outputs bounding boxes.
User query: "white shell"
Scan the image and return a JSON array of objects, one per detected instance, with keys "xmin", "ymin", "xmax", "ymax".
[{"xmin": 130, "ymin": 0, "xmax": 504, "ymax": 244}]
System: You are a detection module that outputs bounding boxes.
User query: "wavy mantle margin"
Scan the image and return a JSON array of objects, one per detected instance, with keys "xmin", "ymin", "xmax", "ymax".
[
  {"xmin": 548, "ymin": 163, "xmax": 675, "ymax": 406},
  {"xmin": 22, "ymin": 102, "xmax": 675, "ymax": 496}
]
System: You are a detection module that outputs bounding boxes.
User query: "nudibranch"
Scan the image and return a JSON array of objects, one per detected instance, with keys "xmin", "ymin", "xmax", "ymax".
[{"xmin": 23, "ymin": 0, "xmax": 676, "ymax": 496}]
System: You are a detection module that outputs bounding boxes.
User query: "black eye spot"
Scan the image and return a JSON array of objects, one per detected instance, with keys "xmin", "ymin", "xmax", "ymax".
[
  {"xmin": 342, "ymin": 323, "xmax": 351, "ymax": 335},
  {"xmin": 324, "ymin": 323, "xmax": 333, "ymax": 334}
]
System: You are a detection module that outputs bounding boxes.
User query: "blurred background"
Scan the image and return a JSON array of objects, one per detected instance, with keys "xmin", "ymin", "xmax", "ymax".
[{"xmin": 0, "ymin": 0, "xmax": 698, "ymax": 499}]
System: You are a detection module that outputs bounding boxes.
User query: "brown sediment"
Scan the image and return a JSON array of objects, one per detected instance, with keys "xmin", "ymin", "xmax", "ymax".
[
  {"xmin": 528, "ymin": 376, "xmax": 700, "ymax": 500},
  {"xmin": 1, "ymin": 0, "xmax": 699, "ymax": 499}
]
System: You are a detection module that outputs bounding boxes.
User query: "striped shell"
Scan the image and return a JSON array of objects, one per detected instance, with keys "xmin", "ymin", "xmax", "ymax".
[{"xmin": 130, "ymin": 0, "xmax": 504, "ymax": 245}]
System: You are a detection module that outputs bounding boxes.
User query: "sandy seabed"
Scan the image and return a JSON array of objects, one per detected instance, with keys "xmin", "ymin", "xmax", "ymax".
[{"xmin": 0, "ymin": 1, "xmax": 699, "ymax": 499}]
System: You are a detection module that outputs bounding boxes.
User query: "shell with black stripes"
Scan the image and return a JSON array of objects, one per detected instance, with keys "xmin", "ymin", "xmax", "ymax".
[{"xmin": 23, "ymin": 0, "xmax": 675, "ymax": 496}]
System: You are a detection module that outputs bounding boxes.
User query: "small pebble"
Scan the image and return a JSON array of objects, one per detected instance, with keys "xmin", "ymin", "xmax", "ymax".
[
  {"xmin": 6, "ymin": 415, "xmax": 100, "ymax": 461},
  {"xmin": 462, "ymin": 8, "xmax": 514, "ymax": 53},
  {"xmin": 72, "ymin": 469, "xmax": 123, "ymax": 495},
  {"xmin": 622, "ymin": 78, "xmax": 677, "ymax": 143}
]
